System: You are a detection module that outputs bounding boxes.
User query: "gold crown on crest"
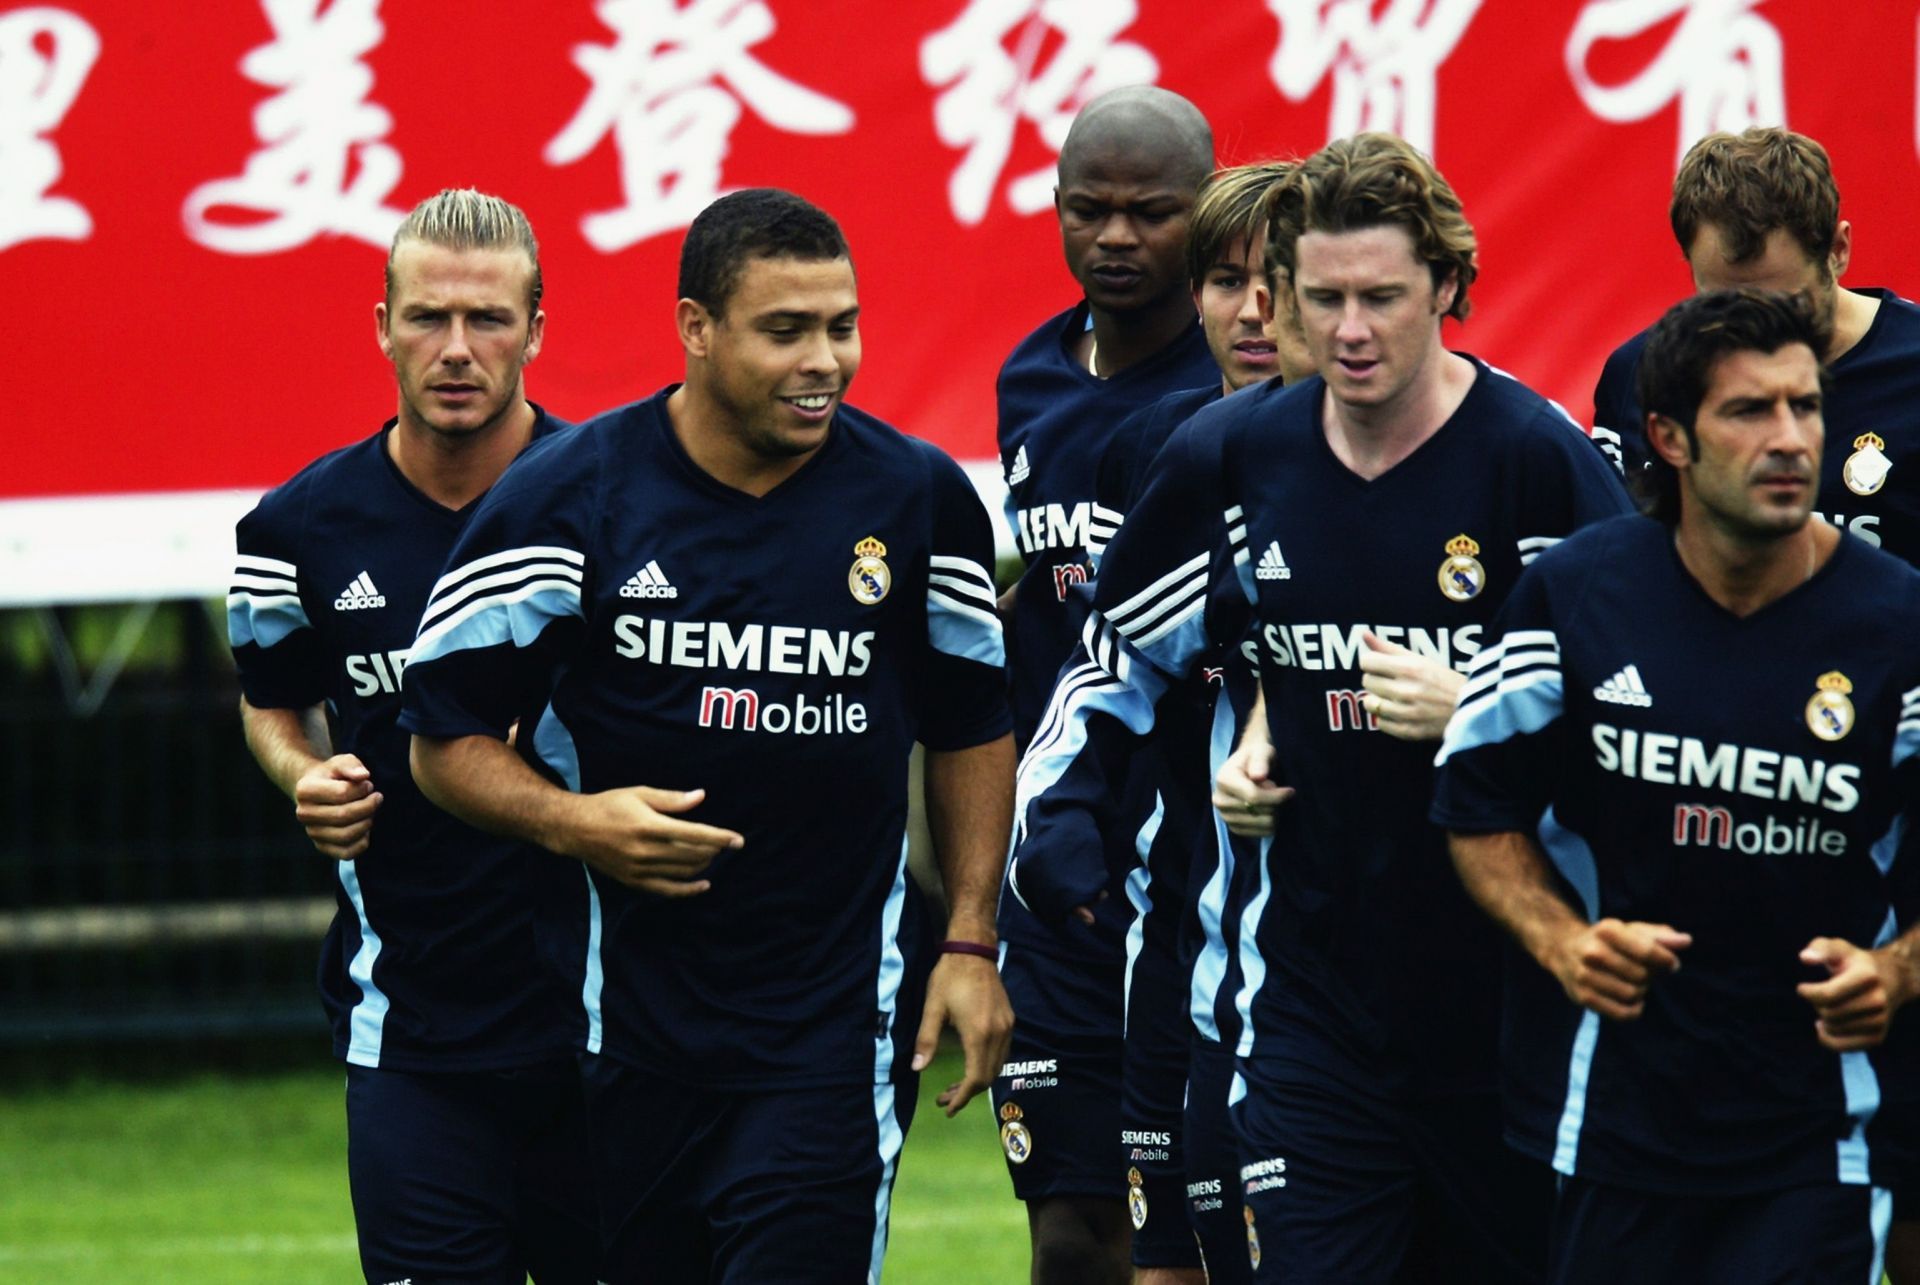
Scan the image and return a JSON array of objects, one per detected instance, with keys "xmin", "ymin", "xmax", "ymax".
[
  {"xmin": 1000, "ymin": 1102, "xmax": 1022, "ymax": 1121},
  {"xmin": 1445, "ymin": 534, "xmax": 1481, "ymax": 558},
  {"xmin": 1855, "ymin": 432, "xmax": 1887, "ymax": 452},
  {"xmin": 854, "ymin": 536, "xmax": 888, "ymax": 559},
  {"xmin": 1816, "ymin": 671, "xmax": 1853, "ymax": 694}
]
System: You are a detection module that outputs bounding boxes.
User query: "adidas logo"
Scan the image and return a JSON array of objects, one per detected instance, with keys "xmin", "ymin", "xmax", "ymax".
[
  {"xmin": 1008, "ymin": 444, "xmax": 1031, "ymax": 486},
  {"xmin": 1593, "ymin": 664, "xmax": 1651, "ymax": 708},
  {"xmin": 1255, "ymin": 541, "xmax": 1291, "ymax": 581},
  {"xmin": 619, "ymin": 560, "xmax": 679, "ymax": 600},
  {"xmin": 334, "ymin": 571, "xmax": 386, "ymax": 611}
]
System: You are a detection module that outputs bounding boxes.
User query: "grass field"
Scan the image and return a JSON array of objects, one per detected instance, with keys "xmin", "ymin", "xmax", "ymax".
[{"xmin": 0, "ymin": 1047, "xmax": 1027, "ymax": 1283}]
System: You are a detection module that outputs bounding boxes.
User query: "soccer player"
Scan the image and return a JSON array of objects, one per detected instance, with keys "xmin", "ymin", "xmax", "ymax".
[
  {"xmin": 992, "ymin": 84, "xmax": 1220, "ymax": 1285},
  {"xmin": 401, "ymin": 188, "xmax": 1015, "ymax": 1284},
  {"xmin": 1591, "ymin": 127, "xmax": 1920, "ymax": 563},
  {"xmin": 1437, "ymin": 287, "xmax": 1920, "ymax": 1284},
  {"xmin": 227, "ymin": 189, "xmax": 597, "ymax": 1284},
  {"xmin": 1018, "ymin": 132, "xmax": 1632, "ymax": 1283}
]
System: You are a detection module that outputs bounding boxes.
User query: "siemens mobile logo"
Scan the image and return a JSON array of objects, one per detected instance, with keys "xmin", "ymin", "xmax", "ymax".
[
  {"xmin": 346, "ymin": 649, "xmax": 410, "ymax": 695},
  {"xmin": 697, "ymin": 687, "xmax": 868, "ymax": 736},
  {"xmin": 613, "ymin": 616, "xmax": 875, "ymax": 676},
  {"xmin": 1263, "ymin": 622, "xmax": 1482, "ymax": 673},
  {"xmin": 1593, "ymin": 723, "xmax": 1861, "ymax": 813},
  {"xmin": 1015, "ymin": 502, "xmax": 1091, "ymax": 556}
]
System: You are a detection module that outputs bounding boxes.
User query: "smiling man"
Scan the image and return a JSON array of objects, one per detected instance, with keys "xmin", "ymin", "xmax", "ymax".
[
  {"xmin": 1438, "ymin": 288, "xmax": 1920, "ymax": 1284},
  {"xmin": 401, "ymin": 188, "xmax": 1015, "ymax": 1285},
  {"xmin": 227, "ymin": 189, "xmax": 597, "ymax": 1285}
]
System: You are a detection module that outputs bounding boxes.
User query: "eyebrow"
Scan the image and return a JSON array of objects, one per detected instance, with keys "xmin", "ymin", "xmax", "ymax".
[{"xmin": 756, "ymin": 307, "xmax": 860, "ymax": 324}]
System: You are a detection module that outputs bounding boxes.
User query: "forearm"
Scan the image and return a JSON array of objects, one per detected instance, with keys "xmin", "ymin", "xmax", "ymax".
[
  {"xmin": 411, "ymin": 732, "xmax": 584, "ymax": 857},
  {"xmin": 240, "ymin": 698, "xmax": 330, "ymax": 798},
  {"xmin": 1448, "ymin": 829, "xmax": 1587, "ymax": 968},
  {"xmin": 926, "ymin": 734, "xmax": 1015, "ymax": 943}
]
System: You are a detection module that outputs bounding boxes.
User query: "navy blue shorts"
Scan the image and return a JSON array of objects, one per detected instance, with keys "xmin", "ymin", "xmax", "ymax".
[
  {"xmin": 579, "ymin": 1052, "xmax": 916, "ymax": 1284},
  {"xmin": 1184, "ymin": 1037, "xmax": 1249, "ymax": 1285},
  {"xmin": 1549, "ymin": 1175, "xmax": 1889, "ymax": 1284},
  {"xmin": 1120, "ymin": 931, "xmax": 1200, "ymax": 1268},
  {"xmin": 990, "ymin": 1027, "xmax": 1123, "ymax": 1202},
  {"xmin": 1230, "ymin": 1053, "xmax": 1549, "ymax": 1284},
  {"xmin": 344, "ymin": 1060, "xmax": 598, "ymax": 1285}
]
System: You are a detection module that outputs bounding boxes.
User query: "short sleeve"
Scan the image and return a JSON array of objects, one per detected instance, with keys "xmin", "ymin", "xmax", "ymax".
[
  {"xmin": 916, "ymin": 447, "xmax": 1013, "ymax": 751},
  {"xmin": 228, "ymin": 488, "xmax": 326, "ymax": 710}
]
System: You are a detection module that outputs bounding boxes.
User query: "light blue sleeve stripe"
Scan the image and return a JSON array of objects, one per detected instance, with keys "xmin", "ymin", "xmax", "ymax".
[
  {"xmin": 1120, "ymin": 795, "xmax": 1162, "ymax": 1040},
  {"xmin": 1133, "ymin": 606, "xmax": 1211, "ymax": 681},
  {"xmin": 1537, "ymin": 805, "xmax": 1601, "ymax": 1177},
  {"xmin": 533, "ymin": 705, "xmax": 603, "ymax": 1055},
  {"xmin": 928, "ymin": 592, "xmax": 1006, "ymax": 667},
  {"xmin": 410, "ymin": 582, "xmax": 583, "ymax": 666},
  {"xmin": 1894, "ymin": 721, "xmax": 1920, "ymax": 769},
  {"xmin": 1231, "ymin": 836, "xmax": 1275, "ymax": 1059},
  {"xmin": 226, "ymin": 592, "xmax": 310, "ymax": 649},
  {"xmin": 1436, "ymin": 670, "xmax": 1565, "ymax": 766},
  {"xmin": 1190, "ymin": 694, "xmax": 1240, "ymax": 1044},
  {"xmin": 336, "ymin": 863, "xmax": 389, "ymax": 1068}
]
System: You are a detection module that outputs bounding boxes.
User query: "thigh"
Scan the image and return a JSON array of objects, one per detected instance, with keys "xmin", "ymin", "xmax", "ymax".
[
  {"xmin": 990, "ymin": 1028, "xmax": 1124, "ymax": 1202},
  {"xmin": 707, "ymin": 1078, "xmax": 916, "ymax": 1285},
  {"xmin": 576, "ymin": 1052, "xmax": 717, "ymax": 1285},
  {"xmin": 1231, "ymin": 1055, "xmax": 1414, "ymax": 1285},
  {"xmin": 1547, "ymin": 1177, "xmax": 1708, "ymax": 1285},
  {"xmin": 1401, "ymin": 1091, "xmax": 1550, "ymax": 1285},
  {"xmin": 501, "ymin": 1060, "xmax": 601, "ymax": 1285},
  {"xmin": 1712, "ymin": 1184, "xmax": 1888, "ymax": 1285},
  {"xmin": 1184, "ymin": 1039, "xmax": 1250, "ymax": 1285},
  {"xmin": 345, "ymin": 1065, "xmax": 522, "ymax": 1285},
  {"xmin": 1121, "ymin": 1019, "xmax": 1199, "ymax": 1269}
]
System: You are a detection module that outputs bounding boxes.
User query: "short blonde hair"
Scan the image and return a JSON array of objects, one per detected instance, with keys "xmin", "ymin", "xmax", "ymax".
[{"xmin": 386, "ymin": 188, "xmax": 542, "ymax": 313}]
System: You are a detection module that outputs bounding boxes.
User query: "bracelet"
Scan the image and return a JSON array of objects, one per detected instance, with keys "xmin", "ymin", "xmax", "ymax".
[{"xmin": 940, "ymin": 939, "xmax": 998, "ymax": 961}]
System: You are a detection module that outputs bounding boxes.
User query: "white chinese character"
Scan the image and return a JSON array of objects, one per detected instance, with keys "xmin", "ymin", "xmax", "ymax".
[
  {"xmin": 920, "ymin": 0, "xmax": 1157, "ymax": 226},
  {"xmin": 1264, "ymin": 0, "xmax": 1482, "ymax": 157},
  {"xmin": 0, "ymin": 7, "xmax": 99, "ymax": 252},
  {"xmin": 182, "ymin": 0, "xmax": 406, "ymax": 255},
  {"xmin": 546, "ymin": 0, "xmax": 854, "ymax": 252},
  {"xmin": 1567, "ymin": 0, "xmax": 1784, "ymax": 166}
]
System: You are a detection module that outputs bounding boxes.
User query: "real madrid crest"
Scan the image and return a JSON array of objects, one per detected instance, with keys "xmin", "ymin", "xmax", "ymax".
[
  {"xmin": 1245, "ymin": 1205, "xmax": 1262, "ymax": 1270},
  {"xmin": 849, "ymin": 536, "xmax": 891, "ymax": 605},
  {"xmin": 1845, "ymin": 433, "xmax": 1892, "ymax": 497},
  {"xmin": 1806, "ymin": 671, "xmax": 1856, "ymax": 742},
  {"xmin": 999, "ymin": 1101, "xmax": 1032, "ymax": 1165},
  {"xmin": 1437, "ymin": 533, "xmax": 1486, "ymax": 602},
  {"xmin": 1127, "ymin": 1166, "xmax": 1148, "ymax": 1230}
]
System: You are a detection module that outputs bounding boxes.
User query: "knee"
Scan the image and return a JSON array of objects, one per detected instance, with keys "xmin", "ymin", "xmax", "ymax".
[{"xmin": 1030, "ymin": 1199, "xmax": 1131, "ymax": 1285}]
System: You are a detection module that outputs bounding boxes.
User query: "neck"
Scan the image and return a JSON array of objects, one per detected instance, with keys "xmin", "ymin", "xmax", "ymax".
[
  {"xmin": 666, "ymin": 383, "xmax": 817, "ymax": 498},
  {"xmin": 1827, "ymin": 285, "xmax": 1881, "ymax": 362},
  {"xmin": 1673, "ymin": 512, "xmax": 1837, "ymax": 617},
  {"xmin": 1081, "ymin": 293, "xmax": 1194, "ymax": 378},
  {"xmin": 387, "ymin": 396, "xmax": 536, "ymax": 510},
  {"xmin": 1322, "ymin": 349, "xmax": 1474, "ymax": 480}
]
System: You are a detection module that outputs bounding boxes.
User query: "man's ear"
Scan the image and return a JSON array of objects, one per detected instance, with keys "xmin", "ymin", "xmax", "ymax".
[
  {"xmin": 1647, "ymin": 413, "xmax": 1692, "ymax": 469},
  {"xmin": 677, "ymin": 297, "xmax": 713, "ymax": 358}
]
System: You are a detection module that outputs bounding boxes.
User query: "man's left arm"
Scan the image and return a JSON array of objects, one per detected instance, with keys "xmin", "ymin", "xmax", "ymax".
[
  {"xmin": 1798, "ymin": 931, "xmax": 1920, "ymax": 1051},
  {"xmin": 913, "ymin": 734, "xmax": 1017, "ymax": 1115}
]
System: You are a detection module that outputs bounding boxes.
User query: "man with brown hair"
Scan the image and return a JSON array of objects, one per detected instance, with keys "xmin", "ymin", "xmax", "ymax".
[
  {"xmin": 1592, "ymin": 127, "xmax": 1920, "ymax": 562},
  {"xmin": 1016, "ymin": 132, "xmax": 1630, "ymax": 1282}
]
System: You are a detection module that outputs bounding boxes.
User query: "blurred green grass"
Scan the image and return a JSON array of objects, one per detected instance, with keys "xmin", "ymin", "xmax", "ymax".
[{"xmin": 0, "ymin": 1047, "xmax": 1025, "ymax": 1283}]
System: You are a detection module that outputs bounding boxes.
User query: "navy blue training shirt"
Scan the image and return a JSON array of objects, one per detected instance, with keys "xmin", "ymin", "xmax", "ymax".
[
  {"xmin": 399, "ymin": 389, "xmax": 1011, "ymax": 1090},
  {"xmin": 227, "ymin": 411, "xmax": 575, "ymax": 1073},
  {"xmin": 1434, "ymin": 515, "xmax": 1920, "ymax": 1194}
]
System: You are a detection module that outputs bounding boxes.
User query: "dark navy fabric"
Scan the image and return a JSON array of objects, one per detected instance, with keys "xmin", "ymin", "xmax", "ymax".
[
  {"xmin": 578, "ymin": 1052, "xmax": 916, "ymax": 1284},
  {"xmin": 989, "ymin": 1018, "xmax": 1125, "ymax": 1201},
  {"xmin": 1017, "ymin": 359, "xmax": 1631, "ymax": 1099},
  {"xmin": 1184, "ymin": 1037, "xmax": 1250, "ymax": 1285},
  {"xmin": 1230, "ymin": 1051, "xmax": 1551, "ymax": 1285},
  {"xmin": 227, "ymin": 413, "xmax": 575, "ymax": 1073},
  {"xmin": 1434, "ymin": 515, "xmax": 1920, "ymax": 1195},
  {"xmin": 1118, "ymin": 963, "xmax": 1199, "ymax": 1268},
  {"xmin": 400, "ymin": 389, "xmax": 1008, "ymax": 1091},
  {"xmin": 1594, "ymin": 290, "xmax": 1920, "ymax": 561},
  {"xmin": 1546, "ymin": 1175, "xmax": 1887, "ymax": 1285},
  {"xmin": 345, "ymin": 1060, "xmax": 599, "ymax": 1285}
]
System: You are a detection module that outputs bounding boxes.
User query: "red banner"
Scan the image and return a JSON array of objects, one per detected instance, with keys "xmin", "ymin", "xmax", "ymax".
[{"xmin": 6, "ymin": 1, "xmax": 1918, "ymax": 502}]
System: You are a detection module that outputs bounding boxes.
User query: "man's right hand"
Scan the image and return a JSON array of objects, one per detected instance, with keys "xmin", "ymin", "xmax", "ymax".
[
  {"xmin": 1211, "ymin": 739, "xmax": 1294, "ymax": 837},
  {"xmin": 293, "ymin": 754, "xmax": 382, "ymax": 861},
  {"xmin": 1543, "ymin": 918, "xmax": 1691, "ymax": 1021},
  {"xmin": 554, "ymin": 786, "xmax": 744, "ymax": 897}
]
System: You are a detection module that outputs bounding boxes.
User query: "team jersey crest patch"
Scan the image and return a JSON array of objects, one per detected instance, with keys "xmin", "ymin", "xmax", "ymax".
[
  {"xmin": 1245, "ymin": 1205, "xmax": 1261, "ymax": 1269},
  {"xmin": 1806, "ymin": 671, "xmax": 1856, "ymax": 742},
  {"xmin": 1437, "ymin": 533, "xmax": 1486, "ymax": 602},
  {"xmin": 999, "ymin": 1101, "xmax": 1032, "ymax": 1165},
  {"xmin": 1844, "ymin": 432, "xmax": 1892, "ymax": 497},
  {"xmin": 1127, "ymin": 1166, "xmax": 1148, "ymax": 1229},
  {"xmin": 849, "ymin": 536, "xmax": 891, "ymax": 605}
]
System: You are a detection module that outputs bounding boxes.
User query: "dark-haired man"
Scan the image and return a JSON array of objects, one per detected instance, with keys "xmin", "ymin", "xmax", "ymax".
[
  {"xmin": 403, "ymin": 188, "xmax": 1015, "ymax": 1284},
  {"xmin": 992, "ymin": 83, "xmax": 1221, "ymax": 1285},
  {"xmin": 1592, "ymin": 128, "xmax": 1920, "ymax": 563},
  {"xmin": 229, "ymin": 189, "xmax": 598, "ymax": 1284},
  {"xmin": 1020, "ymin": 132, "xmax": 1631, "ymax": 1282},
  {"xmin": 1440, "ymin": 287, "xmax": 1920, "ymax": 1283}
]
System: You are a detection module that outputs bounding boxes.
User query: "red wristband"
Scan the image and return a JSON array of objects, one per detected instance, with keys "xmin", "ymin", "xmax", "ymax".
[{"xmin": 940, "ymin": 939, "xmax": 998, "ymax": 961}]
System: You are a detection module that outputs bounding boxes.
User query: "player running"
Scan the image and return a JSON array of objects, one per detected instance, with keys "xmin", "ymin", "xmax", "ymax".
[
  {"xmin": 402, "ymin": 189, "xmax": 1014, "ymax": 1285},
  {"xmin": 228, "ymin": 190, "xmax": 597, "ymax": 1285},
  {"xmin": 1439, "ymin": 287, "xmax": 1920, "ymax": 1284}
]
